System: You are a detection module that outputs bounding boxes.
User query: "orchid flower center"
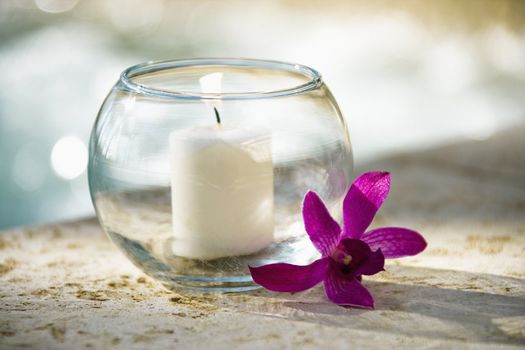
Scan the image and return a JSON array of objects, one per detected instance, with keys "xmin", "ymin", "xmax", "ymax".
[{"xmin": 331, "ymin": 248, "xmax": 353, "ymax": 265}]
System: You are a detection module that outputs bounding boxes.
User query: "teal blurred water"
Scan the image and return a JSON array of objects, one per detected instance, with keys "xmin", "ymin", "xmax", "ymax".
[{"xmin": 1, "ymin": 0, "xmax": 524, "ymax": 229}]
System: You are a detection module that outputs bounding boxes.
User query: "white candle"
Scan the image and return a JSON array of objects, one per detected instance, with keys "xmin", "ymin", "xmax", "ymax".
[{"xmin": 169, "ymin": 125, "xmax": 274, "ymax": 260}]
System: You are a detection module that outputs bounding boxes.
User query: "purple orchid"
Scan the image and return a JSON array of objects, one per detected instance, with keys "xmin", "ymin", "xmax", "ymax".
[{"xmin": 249, "ymin": 172, "xmax": 426, "ymax": 309}]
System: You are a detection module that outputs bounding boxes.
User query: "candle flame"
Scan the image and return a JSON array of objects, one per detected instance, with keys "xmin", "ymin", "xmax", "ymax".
[{"xmin": 199, "ymin": 72, "xmax": 223, "ymax": 94}]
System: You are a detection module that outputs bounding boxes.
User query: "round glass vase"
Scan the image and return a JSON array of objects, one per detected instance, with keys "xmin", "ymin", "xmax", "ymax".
[{"xmin": 88, "ymin": 58, "xmax": 353, "ymax": 292}]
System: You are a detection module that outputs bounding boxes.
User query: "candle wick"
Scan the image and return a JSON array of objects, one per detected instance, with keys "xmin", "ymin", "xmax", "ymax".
[{"xmin": 214, "ymin": 107, "xmax": 221, "ymax": 125}]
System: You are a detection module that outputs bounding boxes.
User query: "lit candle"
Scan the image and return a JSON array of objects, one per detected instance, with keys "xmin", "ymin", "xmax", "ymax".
[{"xmin": 168, "ymin": 74, "xmax": 274, "ymax": 260}]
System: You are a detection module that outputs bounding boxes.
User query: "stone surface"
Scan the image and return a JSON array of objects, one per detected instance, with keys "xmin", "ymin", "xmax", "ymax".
[{"xmin": 1, "ymin": 125, "xmax": 525, "ymax": 349}]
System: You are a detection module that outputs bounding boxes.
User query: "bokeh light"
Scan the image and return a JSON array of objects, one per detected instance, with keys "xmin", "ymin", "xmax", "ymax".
[
  {"xmin": 50, "ymin": 136, "xmax": 88, "ymax": 180},
  {"xmin": 12, "ymin": 143, "xmax": 48, "ymax": 191},
  {"xmin": 1, "ymin": 0, "xmax": 524, "ymax": 229},
  {"xmin": 34, "ymin": 0, "xmax": 79, "ymax": 13}
]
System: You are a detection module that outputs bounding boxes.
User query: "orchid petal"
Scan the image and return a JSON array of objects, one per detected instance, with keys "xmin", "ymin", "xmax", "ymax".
[
  {"xmin": 361, "ymin": 227, "xmax": 427, "ymax": 258},
  {"xmin": 343, "ymin": 172, "xmax": 391, "ymax": 239},
  {"xmin": 302, "ymin": 191, "xmax": 341, "ymax": 256},
  {"xmin": 249, "ymin": 258, "xmax": 329, "ymax": 293},
  {"xmin": 354, "ymin": 248, "xmax": 385, "ymax": 276},
  {"xmin": 323, "ymin": 271, "xmax": 374, "ymax": 308},
  {"xmin": 343, "ymin": 172, "xmax": 390, "ymax": 239}
]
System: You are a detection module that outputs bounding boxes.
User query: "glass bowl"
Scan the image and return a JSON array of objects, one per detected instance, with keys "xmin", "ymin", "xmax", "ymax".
[{"xmin": 88, "ymin": 58, "xmax": 353, "ymax": 291}]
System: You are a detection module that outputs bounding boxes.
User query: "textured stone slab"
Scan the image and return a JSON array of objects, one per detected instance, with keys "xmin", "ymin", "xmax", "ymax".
[{"xmin": 1, "ymin": 125, "xmax": 525, "ymax": 349}]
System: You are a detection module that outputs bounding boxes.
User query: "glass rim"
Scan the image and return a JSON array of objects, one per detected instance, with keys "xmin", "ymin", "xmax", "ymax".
[{"xmin": 120, "ymin": 58, "xmax": 323, "ymax": 100}]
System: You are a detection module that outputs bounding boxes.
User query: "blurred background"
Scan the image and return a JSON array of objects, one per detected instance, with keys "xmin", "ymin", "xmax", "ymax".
[{"xmin": 0, "ymin": 0, "xmax": 524, "ymax": 229}]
